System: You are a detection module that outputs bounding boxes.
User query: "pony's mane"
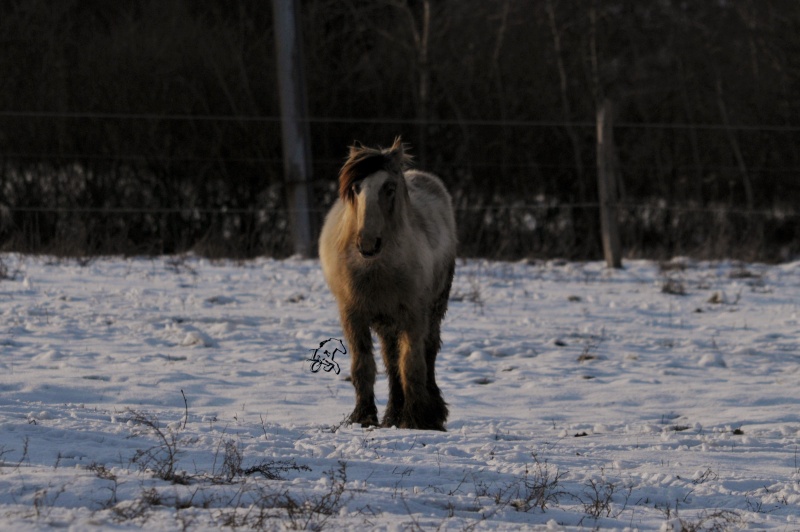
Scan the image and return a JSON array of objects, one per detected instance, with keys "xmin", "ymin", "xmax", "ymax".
[{"xmin": 338, "ymin": 137, "xmax": 412, "ymax": 202}]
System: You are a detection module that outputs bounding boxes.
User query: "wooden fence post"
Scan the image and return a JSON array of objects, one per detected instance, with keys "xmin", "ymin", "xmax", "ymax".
[
  {"xmin": 596, "ymin": 98, "xmax": 623, "ymax": 268},
  {"xmin": 273, "ymin": 0, "xmax": 315, "ymax": 257}
]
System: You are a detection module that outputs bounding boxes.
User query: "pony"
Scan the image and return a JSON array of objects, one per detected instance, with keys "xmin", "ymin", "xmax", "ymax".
[{"xmin": 318, "ymin": 137, "xmax": 456, "ymax": 431}]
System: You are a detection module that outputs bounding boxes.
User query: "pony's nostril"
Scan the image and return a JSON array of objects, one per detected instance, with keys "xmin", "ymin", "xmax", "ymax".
[{"xmin": 358, "ymin": 237, "xmax": 382, "ymax": 257}]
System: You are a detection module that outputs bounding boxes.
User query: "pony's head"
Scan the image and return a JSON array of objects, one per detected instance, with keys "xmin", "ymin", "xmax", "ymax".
[{"xmin": 337, "ymin": 137, "xmax": 412, "ymax": 259}]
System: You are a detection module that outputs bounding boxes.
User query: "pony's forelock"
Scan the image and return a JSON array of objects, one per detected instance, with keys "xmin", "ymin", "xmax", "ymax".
[{"xmin": 338, "ymin": 137, "xmax": 412, "ymax": 202}]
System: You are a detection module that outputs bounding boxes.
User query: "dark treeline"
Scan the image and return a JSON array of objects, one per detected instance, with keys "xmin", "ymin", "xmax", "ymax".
[{"xmin": 1, "ymin": 0, "xmax": 798, "ymax": 261}]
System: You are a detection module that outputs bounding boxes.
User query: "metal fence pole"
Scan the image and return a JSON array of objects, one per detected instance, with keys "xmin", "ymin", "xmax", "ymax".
[
  {"xmin": 273, "ymin": 0, "xmax": 315, "ymax": 257},
  {"xmin": 596, "ymin": 98, "xmax": 623, "ymax": 268}
]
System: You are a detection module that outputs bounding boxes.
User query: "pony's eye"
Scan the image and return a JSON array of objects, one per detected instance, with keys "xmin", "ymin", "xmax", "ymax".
[
  {"xmin": 385, "ymin": 184, "xmax": 396, "ymax": 198},
  {"xmin": 351, "ymin": 182, "xmax": 362, "ymax": 194}
]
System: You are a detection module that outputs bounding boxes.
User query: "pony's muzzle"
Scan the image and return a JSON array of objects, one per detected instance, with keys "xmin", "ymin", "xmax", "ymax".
[{"xmin": 357, "ymin": 237, "xmax": 382, "ymax": 258}]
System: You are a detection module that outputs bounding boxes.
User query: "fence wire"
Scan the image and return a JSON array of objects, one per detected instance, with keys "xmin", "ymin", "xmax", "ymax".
[{"xmin": 4, "ymin": 110, "xmax": 800, "ymax": 132}]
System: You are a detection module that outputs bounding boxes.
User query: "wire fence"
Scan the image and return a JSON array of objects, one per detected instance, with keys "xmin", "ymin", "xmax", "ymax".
[
  {"xmin": 4, "ymin": 203, "xmax": 799, "ymax": 218},
  {"xmin": 4, "ymin": 110, "xmax": 800, "ymax": 132},
  {"xmin": 1, "ymin": 201, "xmax": 796, "ymax": 263},
  {"xmin": 4, "ymin": 152, "xmax": 800, "ymax": 176},
  {"xmin": 2, "ymin": 111, "xmax": 799, "ymax": 262}
]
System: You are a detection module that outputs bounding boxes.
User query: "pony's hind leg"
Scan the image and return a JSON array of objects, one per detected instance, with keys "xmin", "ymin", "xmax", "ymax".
[
  {"xmin": 342, "ymin": 311, "xmax": 378, "ymax": 427},
  {"xmin": 375, "ymin": 322, "xmax": 403, "ymax": 427}
]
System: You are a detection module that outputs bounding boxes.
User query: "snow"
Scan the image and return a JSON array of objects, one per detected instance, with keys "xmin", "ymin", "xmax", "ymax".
[{"xmin": 1, "ymin": 254, "xmax": 799, "ymax": 530}]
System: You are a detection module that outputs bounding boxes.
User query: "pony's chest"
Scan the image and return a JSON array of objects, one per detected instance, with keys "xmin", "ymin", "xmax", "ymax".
[{"xmin": 348, "ymin": 263, "xmax": 420, "ymax": 308}]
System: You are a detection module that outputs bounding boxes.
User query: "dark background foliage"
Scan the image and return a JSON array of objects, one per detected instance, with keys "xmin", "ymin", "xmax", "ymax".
[{"xmin": 1, "ymin": 0, "xmax": 798, "ymax": 260}]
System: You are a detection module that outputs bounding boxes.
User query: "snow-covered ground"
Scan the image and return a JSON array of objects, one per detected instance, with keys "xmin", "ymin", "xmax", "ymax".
[{"xmin": 1, "ymin": 254, "xmax": 799, "ymax": 530}]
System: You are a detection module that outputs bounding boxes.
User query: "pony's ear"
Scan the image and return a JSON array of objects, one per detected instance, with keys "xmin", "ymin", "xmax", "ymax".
[
  {"xmin": 386, "ymin": 136, "xmax": 413, "ymax": 172},
  {"xmin": 348, "ymin": 141, "xmax": 364, "ymax": 158}
]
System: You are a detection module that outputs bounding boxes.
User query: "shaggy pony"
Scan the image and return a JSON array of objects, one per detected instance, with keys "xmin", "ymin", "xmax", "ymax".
[{"xmin": 319, "ymin": 138, "xmax": 456, "ymax": 431}]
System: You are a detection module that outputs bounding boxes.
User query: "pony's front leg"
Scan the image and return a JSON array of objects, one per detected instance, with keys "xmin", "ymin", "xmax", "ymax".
[
  {"xmin": 375, "ymin": 324, "xmax": 403, "ymax": 428},
  {"xmin": 398, "ymin": 327, "xmax": 444, "ymax": 431},
  {"xmin": 342, "ymin": 312, "xmax": 378, "ymax": 427}
]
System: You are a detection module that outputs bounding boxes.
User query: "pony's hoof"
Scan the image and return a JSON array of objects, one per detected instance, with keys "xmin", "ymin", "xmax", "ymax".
[
  {"xmin": 399, "ymin": 422, "xmax": 446, "ymax": 431},
  {"xmin": 348, "ymin": 409, "xmax": 378, "ymax": 428},
  {"xmin": 397, "ymin": 416, "xmax": 446, "ymax": 432},
  {"xmin": 380, "ymin": 415, "xmax": 400, "ymax": 428},
  {"xmin": 381, "ymin": 405, "xmax": 403, "ymax": 428}
]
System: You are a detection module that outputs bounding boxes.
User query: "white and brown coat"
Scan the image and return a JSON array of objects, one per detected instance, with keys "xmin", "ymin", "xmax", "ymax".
[{"xmin": 319, "ymin": 138, "xmax": 456, "ymax": 430}]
